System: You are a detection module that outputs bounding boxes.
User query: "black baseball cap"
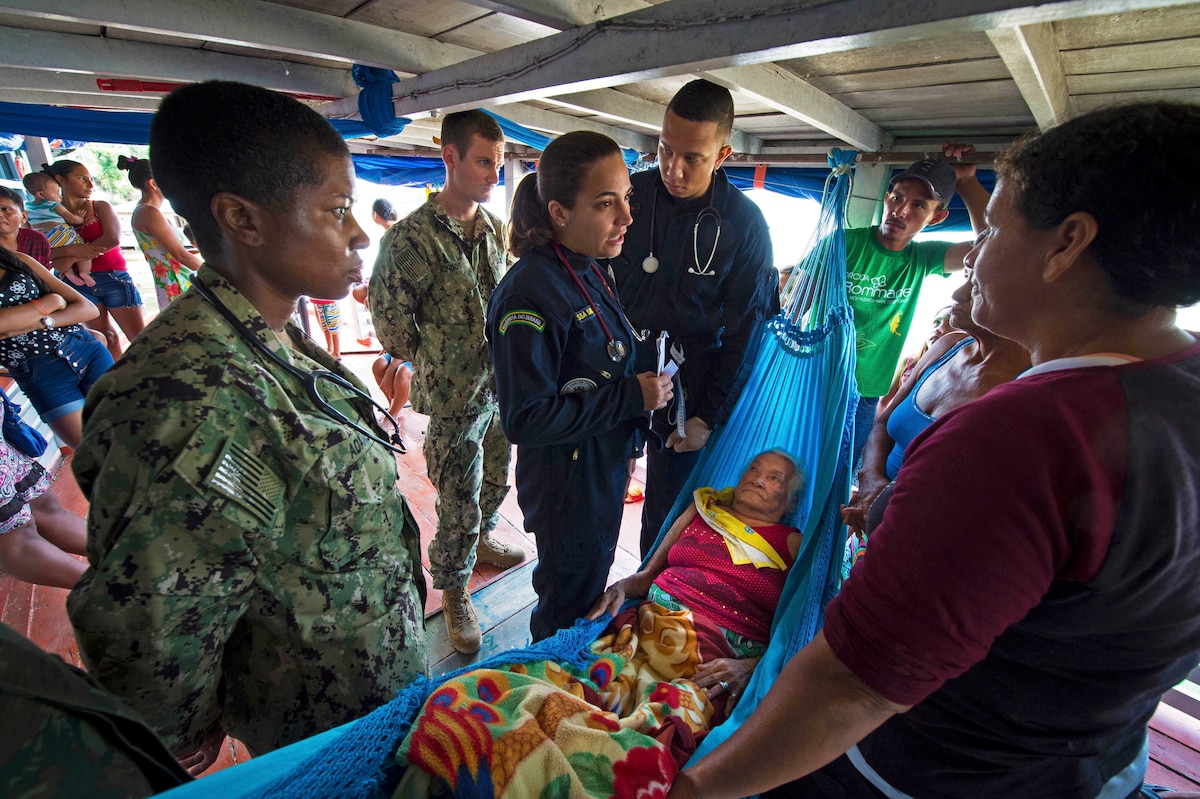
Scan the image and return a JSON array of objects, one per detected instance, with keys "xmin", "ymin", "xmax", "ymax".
[{"xmin": 890, "ymin": 158, "xmax": 956, "ymax": 208}]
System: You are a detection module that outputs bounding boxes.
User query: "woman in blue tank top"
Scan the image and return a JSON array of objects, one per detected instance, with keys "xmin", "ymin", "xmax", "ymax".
[{"xmin": 841, "ymin": 273, "xmax": 1029, "ymax": 537}]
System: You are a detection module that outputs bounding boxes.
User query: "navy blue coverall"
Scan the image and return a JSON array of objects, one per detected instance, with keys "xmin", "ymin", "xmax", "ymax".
[
  {"xmin": 612, "ymin": 168, "xmax": 779, "ymax": 557},
  {"xmin": 487, "ymin": 243, "xmax": 646, "ymax": 641}
]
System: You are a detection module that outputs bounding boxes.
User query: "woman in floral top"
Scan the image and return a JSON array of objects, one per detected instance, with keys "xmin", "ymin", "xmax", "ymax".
[{"xmin": 119, "ymin": 155, "xmax": 202, "ymax": 311}]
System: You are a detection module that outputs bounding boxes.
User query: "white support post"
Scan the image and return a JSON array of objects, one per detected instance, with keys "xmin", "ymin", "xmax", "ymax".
[
  {"xmin": 22, "ymin": 136, "xmax": 53, "ymax": 174},
  {"xmin": 504, "ymin": 156, "xmax": 528, "ymax": 220},
  {"xmin": 847, "ymin": 161, "xmax": 889, "ymax": 229}
]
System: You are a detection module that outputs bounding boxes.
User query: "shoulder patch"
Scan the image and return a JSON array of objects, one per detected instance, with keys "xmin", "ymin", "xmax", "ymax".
[
  {"xmin": 498, "ymin": 309, "xmax": 545, "ymax": 334},
  {"xmin": 205, "ymin": 438, "xmax": 285, "ymax": 527},
  {"xmin": 391, "ymin": 244, "xmax": 431, "ymax": 285},
  {"xmin": 560, "ymin": 377, "xmax": 597, "ymax": 395}
]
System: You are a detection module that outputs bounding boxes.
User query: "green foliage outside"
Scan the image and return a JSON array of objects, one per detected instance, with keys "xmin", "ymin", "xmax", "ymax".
[{"xmin": 64, "ymin": 142, "xmax": 149, "ymax": 203}]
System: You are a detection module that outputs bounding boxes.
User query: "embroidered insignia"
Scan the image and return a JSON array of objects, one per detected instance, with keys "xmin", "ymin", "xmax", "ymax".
[
  {"xmin": 392, "ymin": 245, "xmax": 430, "ymax": 285},
  {"xmin": 498, "ymin": 310, "xmax": 545, "ymax": 334},
  {"xmin": 574, "ymin": 305, "xmax": 596, "ymax": 323},
  {"xmin": 560, "ymin": 377, "xmax": 598, "ymax": 394},
  {"xmin": 205, "ymin": 439, "xmax": 285, "ymax": 526}
]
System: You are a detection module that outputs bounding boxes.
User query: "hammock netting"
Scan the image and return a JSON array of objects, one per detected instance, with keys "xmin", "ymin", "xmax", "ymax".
[
  {"xmin": 665, "ymin": 147, "xmax": 859, "ymax": 764},
  {"xmin": 179, "ymin": 149, "xmax": 860, "ymax": 799}
]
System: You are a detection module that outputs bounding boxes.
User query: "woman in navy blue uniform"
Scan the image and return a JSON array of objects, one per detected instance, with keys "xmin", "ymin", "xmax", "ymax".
[{"xmin": 487, "ymin": 132, "xmax": 673, "ymax": 641}]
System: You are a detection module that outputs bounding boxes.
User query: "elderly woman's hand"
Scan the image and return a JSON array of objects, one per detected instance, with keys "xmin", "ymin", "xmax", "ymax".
[
  {"xmin": 587, "ymin": 571, "xmax": 655, "ymax": 619},
  {"xmin": 841, "ymin": 471, "xmax": 891, "ymax": 535},
  {"xmin": 586, "ymin": 582, "xmax": 628, "ymax": 620},
  {"xmin": 694, "ymin": 656, "xmax": 760, "ymax": 711}
]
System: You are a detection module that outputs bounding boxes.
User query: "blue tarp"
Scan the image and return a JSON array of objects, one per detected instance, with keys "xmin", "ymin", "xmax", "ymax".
[
  {"xmin": 0, "ymin": 99, "xmax": 992, "ymax": 224},
  {"xmin": 350, "ymin": 154, "xmax": 449, "ymax": 187}
]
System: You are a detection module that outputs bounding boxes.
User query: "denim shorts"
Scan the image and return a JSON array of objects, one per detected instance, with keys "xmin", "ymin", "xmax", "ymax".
[
  {"xmin": 6, "ymin": 328, "xmax": 115, "ymax": 421},
  {"xmin": 71, "ymin": 269, "xmax": 143, "ymax": 309}
]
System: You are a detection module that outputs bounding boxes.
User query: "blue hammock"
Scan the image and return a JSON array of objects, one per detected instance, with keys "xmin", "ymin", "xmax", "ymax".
[
  {"xmin": 157, "ymin": 149, "xmax": 859, "ymax": 799},
  {"xmin": 667, "ymin": 148, "xmax": 859, "ymax": 763}
]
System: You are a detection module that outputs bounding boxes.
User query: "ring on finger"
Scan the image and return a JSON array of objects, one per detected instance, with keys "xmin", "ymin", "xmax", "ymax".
[{"xmin": 719, "ymin": 680, "xmax": 730, "ymax": 693}]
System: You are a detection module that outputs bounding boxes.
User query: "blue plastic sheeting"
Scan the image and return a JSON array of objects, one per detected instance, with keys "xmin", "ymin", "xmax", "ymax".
[
  {"xmin": 0, "ymin": 99, "xmax": 992, "ymax": 219},
  {"xmin": 0, "ymin": 100, "xmax": 376, "ymax": 146},
  {"xmin": 481, "ymin": 108, "xmax": 641, "ymax": 166},
  {"xmin": 0, "ymin": 133, "xmax": 25, "ymax": 152},
  {"xmin": 725, "ymin": 166, "xmax": 831, "ymax": 203},
  {"xmin": 350, "ymin": 154, "xmax": 453, "ymax": 187}
]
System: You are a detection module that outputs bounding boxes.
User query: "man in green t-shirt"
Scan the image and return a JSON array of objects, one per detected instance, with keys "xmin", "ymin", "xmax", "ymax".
[{"xmin": 847, "ymin": 146, "xmax": 989, "ymax": 462}]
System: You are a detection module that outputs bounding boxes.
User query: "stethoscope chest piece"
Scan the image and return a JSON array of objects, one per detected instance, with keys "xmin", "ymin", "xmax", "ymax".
[
  {"xmin": 642, "ymin": 254, "xmax": 660, "ymax": 274},
  {"xmin": 607, "ymin": 340, "xmax": 627, "ymax": 362}
]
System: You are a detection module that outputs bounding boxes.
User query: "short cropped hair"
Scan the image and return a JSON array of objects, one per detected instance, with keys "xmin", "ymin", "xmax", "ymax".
[
  {"xmin": 149, "ymin": 80, "xmax": 349, "ymax": 259},
  {"xmin": 667, "ymin": 79, "xmax": 735, "ymax": 144},
  {"xmin": 20, "ymin": 172, "xmax": 52, "ymax": 194},
  {"xmin": 1, "ymin": 185, "xmax": 27, "ymax": 211},
  {"xmin": 441, "ymin": 110, "xmax": 504, "ymax": 158},
  {"xmin": 996, "ymin": 102, "xmax": 1200, "ymax": 309}
]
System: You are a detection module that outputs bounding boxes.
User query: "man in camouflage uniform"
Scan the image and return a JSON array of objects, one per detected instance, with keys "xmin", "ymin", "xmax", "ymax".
[
  {"xmin": 68, "ymin": 265, "xmax": 428, "ymax": 757},
  {"xmin": 0, "ymin": 623, "xmax": 190, "ymax": 796},
  {"xmin": 370, "ymin": 110, "xmax": 522, "ymax": 654}
]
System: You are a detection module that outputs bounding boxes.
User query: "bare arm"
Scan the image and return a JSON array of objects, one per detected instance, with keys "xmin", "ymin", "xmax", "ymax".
[
  {"xmin": 50, "ymin": 241, "xmax": 107, "ymax": 263},
  {"xmin": 133, "ymin": 205, "xmax": 202, "ymax": 270},
  {"xmin": 89, "ymin": 200, "xmax": 122, "ymax": 251},
  {"xmin": 54, "ymin": 202, "xmax": 87, "ymax": 226},
  {"xmin": 842, "ymin": 332, "xmax": 966, "ymax": 533},
  {"xmin": 587, "ymin": 501, "xmax": 699, "ymax": 618},
  {"xmin": 0, "ymin": 253, "xmax": 99, "ymax": 337},
  {"xmin": 666, "ymin": 631, "xmax": 908, "ymax": 799},
  {"xmin": 942, "ymin": 143, "xmax": 991, "ymax": 272}
]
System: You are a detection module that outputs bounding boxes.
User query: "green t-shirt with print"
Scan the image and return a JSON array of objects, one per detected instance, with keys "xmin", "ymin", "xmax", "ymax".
[{"xmin": 845, "ymin": 226, "xmax": 952, "ymax": 397}]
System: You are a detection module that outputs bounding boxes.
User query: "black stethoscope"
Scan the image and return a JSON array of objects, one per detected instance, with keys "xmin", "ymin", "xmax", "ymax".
[
  {"xmin": 641, "ymin": 178, "xmax": 722, "ymax": 276},
  {"xmin": 552, "ymin": 241, "xmax": 629, "ymax": 362},
  {"xmin": 191, "ymin": 275, "xmax": 406, "ymax": 455}
]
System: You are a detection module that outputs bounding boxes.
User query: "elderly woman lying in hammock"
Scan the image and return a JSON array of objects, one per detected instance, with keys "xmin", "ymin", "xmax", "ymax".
[{"xmin": 394, "ymin": 449, "xmax": 803, "ymax": 798}]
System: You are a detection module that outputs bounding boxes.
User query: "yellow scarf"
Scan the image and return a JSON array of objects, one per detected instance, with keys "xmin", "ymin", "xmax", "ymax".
[{"xmin": 693, "ymin": 487, "xmax": 788, "ymax": 571}]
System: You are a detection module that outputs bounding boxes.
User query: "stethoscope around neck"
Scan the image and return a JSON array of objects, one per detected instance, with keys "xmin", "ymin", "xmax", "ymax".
[
  {"xmin": 551, "ymin": 241, "xmax": 633, "ymax": 362},
  {"xmin": 641, "ymin": 177, "xmax": 722, "ymax": 276},
  {"xmin": 190, "ymin": 275, "xmax": 406, "ymax": 455}
]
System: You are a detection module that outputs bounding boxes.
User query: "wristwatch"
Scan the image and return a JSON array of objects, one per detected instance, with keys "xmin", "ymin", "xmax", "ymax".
[{"xmin": 40, "ymin": 315, "xmax": 56, "ymax": 330}]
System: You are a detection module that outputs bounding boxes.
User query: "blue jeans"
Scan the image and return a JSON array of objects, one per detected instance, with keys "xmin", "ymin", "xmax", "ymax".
[
  {"xmin": 70, "ymin": 270, "xmax": 142, "ymax": 309},
  {"xmin": 6, "ymin": 327, "xmax": 114, "ymax": 421}
]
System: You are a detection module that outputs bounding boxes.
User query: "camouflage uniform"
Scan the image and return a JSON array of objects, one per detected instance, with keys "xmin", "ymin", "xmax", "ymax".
[
  {"xmin": 0, "ymin": 623, "xmax": 190, "ymax": 798},
  {"xmin": 67, "ymin": 265, "xmax": 428, "ymax": 756},
  {"xmin": 369, "ymin": 196, "xmax": 510, "ymax": 590}
]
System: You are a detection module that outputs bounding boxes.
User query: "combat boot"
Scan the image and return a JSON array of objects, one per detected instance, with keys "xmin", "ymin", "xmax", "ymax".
[
  {"xmin": 442, "ymin": 586, "xmax": 481, "ymax": 654},
  {"xmin": 476, "ymin": 533, "xmax": 526, "ymax": 569}
]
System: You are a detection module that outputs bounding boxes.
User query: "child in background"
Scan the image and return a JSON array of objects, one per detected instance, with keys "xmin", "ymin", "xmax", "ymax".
[
  {"xmin": 20, "ymin": 171, "xmax": 95, "ymax": 286},
  {"xmin": 309, "ymin": 298, "xmax": 341, "ymax": 359}
]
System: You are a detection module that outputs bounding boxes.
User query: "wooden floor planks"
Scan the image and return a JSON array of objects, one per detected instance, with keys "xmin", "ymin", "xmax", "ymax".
[{"xmin": 3, "ymin": 350, "xmax": 1197, "ymax": 789}]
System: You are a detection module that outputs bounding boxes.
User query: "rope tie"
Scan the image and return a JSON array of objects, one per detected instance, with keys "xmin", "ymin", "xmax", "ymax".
[{"xmin": 352, "ymin": 65, "xmax": 412, "ymax": 138}]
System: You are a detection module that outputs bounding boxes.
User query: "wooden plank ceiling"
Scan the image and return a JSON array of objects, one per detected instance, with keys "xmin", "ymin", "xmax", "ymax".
[{"xmin": 0, "ymin": 0, "xmax": 1196, "ymax": 163}]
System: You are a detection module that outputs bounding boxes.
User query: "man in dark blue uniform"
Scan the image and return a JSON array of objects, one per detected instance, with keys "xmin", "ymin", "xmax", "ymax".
[{"xmin": 612, "ymin": 79, "xmax": 780, "ymax": 558}]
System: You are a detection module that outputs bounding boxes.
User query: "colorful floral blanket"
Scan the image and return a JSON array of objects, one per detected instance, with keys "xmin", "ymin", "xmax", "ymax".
[{"xmin": 394, "ymin": 601, "xmax": 737, "ymax": 798}]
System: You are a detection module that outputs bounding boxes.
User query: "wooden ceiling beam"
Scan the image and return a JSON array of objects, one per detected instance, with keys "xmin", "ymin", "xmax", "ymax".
[
  {"xmin": 0, "ymin": 26, "xmax": 354, "ymax": 97},
  {"xmin": 363, "ymin": 0, "xmax": 1193, "ymax": 120},
  {"xmin": 986, "ymin": 22, "xmax": 1071, "ymax": 128},
  {"xmin": 0, "ymin": 0, "xmax": 475, "ymax": 72},
  {"xmin": 703, "ymin": 64, "xmax": 890, "ymax": 152}
]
